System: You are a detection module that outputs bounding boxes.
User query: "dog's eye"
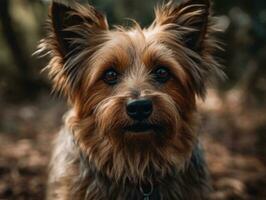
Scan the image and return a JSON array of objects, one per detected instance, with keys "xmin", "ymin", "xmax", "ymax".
[
  {"xmin": 153, "ymin": 67, "xmax": 170, "ymax": 83},
  {"xmin": 103, "ymin": 69, "xmax": 119, "ymax": 85}
]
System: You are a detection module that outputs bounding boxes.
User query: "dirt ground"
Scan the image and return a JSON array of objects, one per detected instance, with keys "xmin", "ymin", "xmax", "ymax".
[{"xmin": 0, "ymin": 89, "xmax": 265, "ymax": 200}]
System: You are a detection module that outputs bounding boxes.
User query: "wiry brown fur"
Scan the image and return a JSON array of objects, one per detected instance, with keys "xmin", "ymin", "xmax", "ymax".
[{"xmin": 38, "ymin": 0, "xmax": 223, "ymax": 199}]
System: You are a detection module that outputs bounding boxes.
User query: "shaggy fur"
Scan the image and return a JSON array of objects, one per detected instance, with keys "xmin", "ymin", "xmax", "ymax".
[{"xmin": 38, "ymin": 0, "xmax": 223, "ymax": 199}]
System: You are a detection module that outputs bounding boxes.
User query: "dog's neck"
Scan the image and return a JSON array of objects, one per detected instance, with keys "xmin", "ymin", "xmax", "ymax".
[
  {"xmin": 55, "ymin": 127, "xmax": 210, "ymax": 199},
  {"xmin": 73, "ymin": 139, "xmax": 210, "ymax": 199},
  {"xmin": 64, "ymin": 111, "xmax": 210, "ymax": 199}
]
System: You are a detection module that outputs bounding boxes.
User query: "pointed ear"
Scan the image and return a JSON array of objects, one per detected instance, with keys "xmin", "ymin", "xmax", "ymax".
[
  {"xmin": 154, "ymin": 0, "xmax": 210, "ymax": 52},
  {"xmin": 38, "ymin": 2, "xmax": 109, "ymax": 98},
  {"xmin": 51, "ymin": 1, "xmax": 108, "ymax": 58}
]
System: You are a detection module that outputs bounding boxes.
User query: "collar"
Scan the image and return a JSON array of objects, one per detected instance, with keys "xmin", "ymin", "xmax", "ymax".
[
  {"xmin": 139, "ymin": 180, "xmax": 153, "ymax": 199},
  {"xmin": 139, "ymin": 180, "xmax": 160, "ymax": 200}
]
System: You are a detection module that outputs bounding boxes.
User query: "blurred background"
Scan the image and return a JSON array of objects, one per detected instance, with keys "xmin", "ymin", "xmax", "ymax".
[{"xmin": 0, "ymin": 0, "xmax": 265, "ymax": 199}]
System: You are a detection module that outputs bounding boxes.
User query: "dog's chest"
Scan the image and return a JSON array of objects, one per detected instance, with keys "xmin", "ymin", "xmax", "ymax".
[{"xmin": 75, "ymin": 148, "xmax": 210, "ymax": 200}]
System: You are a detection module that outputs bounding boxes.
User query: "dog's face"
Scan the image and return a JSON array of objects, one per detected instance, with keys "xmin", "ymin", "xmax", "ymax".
[
  {"xmin": 40, "ymin": 0, "xmax": 222, "ymax": 181},
  {"xmin": 81, "ymin": 28, "xmax": 194, "ymax": 143}
]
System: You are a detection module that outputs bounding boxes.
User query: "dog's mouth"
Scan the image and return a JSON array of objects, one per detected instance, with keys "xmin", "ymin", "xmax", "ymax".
[{"xmin": 124, "ymin": 122, "xmax": 162, "ymax": 133}]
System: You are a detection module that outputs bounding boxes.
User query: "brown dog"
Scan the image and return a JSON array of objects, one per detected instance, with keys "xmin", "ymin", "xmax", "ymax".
[{"xmin": 38, "ymin": 0, "xmax": 223, "ymax": 199}]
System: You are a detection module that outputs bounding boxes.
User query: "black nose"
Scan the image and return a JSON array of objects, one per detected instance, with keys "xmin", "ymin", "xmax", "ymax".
[{"xmin": 126, "ymin": 98, "xmax": 153, "ymax": 121}]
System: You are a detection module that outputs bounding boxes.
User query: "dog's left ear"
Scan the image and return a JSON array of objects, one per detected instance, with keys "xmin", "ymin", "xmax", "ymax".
[{"xmin": 154, "ymin": 0, "xmax": 211, "ymax": 53}]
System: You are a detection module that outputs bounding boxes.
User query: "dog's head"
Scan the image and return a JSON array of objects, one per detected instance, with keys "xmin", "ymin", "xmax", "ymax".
[{"xmin": 39, "ymin": 0, "xmax": 222, "ymax": 182}]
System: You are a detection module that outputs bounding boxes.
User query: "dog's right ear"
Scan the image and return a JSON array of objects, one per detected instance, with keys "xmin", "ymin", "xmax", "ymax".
[
  {"xmin": 51, "ymin": 1, "xmax": 109, "ymax": 58},
  {"xmin": 38, "ymin": 1, "xmax": 109, "ymax": 97}
]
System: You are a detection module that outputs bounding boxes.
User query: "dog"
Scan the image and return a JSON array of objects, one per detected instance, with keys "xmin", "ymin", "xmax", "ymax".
[{"xmin": 38, "ymin": 0, "xmax": 223, "ymax": 199}]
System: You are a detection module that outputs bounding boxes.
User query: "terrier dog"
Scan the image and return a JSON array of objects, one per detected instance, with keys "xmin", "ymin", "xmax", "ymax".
[{"xmin": 38, "ymin": 0, "xmax": 223, "ymax": 199}]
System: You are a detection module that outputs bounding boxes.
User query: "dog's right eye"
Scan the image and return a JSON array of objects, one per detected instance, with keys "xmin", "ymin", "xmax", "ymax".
[
  {"xmin": 153, "ymin": 66, "xmax": 170, "ymax": 84},
  {"xmin": 103, "ymin": 69, "xmax": 119, "ymax": 85}
]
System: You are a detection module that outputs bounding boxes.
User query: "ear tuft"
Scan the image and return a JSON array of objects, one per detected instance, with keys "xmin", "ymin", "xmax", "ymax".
[
  {"xmin": 37, "ymin": 1, "xmax": 109, "ymax": 99},
  {"xmin": 51, "ymin": 1, "xmax": 108, "ymax": 58},
  {"xmin": 155, "ymin": 0, "xmax": 211, "ymax": 52}
]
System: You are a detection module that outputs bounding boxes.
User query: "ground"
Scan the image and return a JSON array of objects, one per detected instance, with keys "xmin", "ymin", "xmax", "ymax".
[{"xmin": 0, "ymin": 89, "xmax": 265, "ymax": 200}]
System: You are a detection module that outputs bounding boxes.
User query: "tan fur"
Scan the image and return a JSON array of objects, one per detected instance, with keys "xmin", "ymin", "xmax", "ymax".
[{"xmin": 38, "ymin": 0, "xmax": 223, "ymax": 199}]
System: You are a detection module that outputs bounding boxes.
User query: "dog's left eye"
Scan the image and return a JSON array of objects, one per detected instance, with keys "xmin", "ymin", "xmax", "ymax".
[
  {"xmin": 103, "ymin": 69, "xmax": 119, "ymax": 85},
  {"xmin": 153, "ymin": 67, "xmax": 170, "ymax": 83}
]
